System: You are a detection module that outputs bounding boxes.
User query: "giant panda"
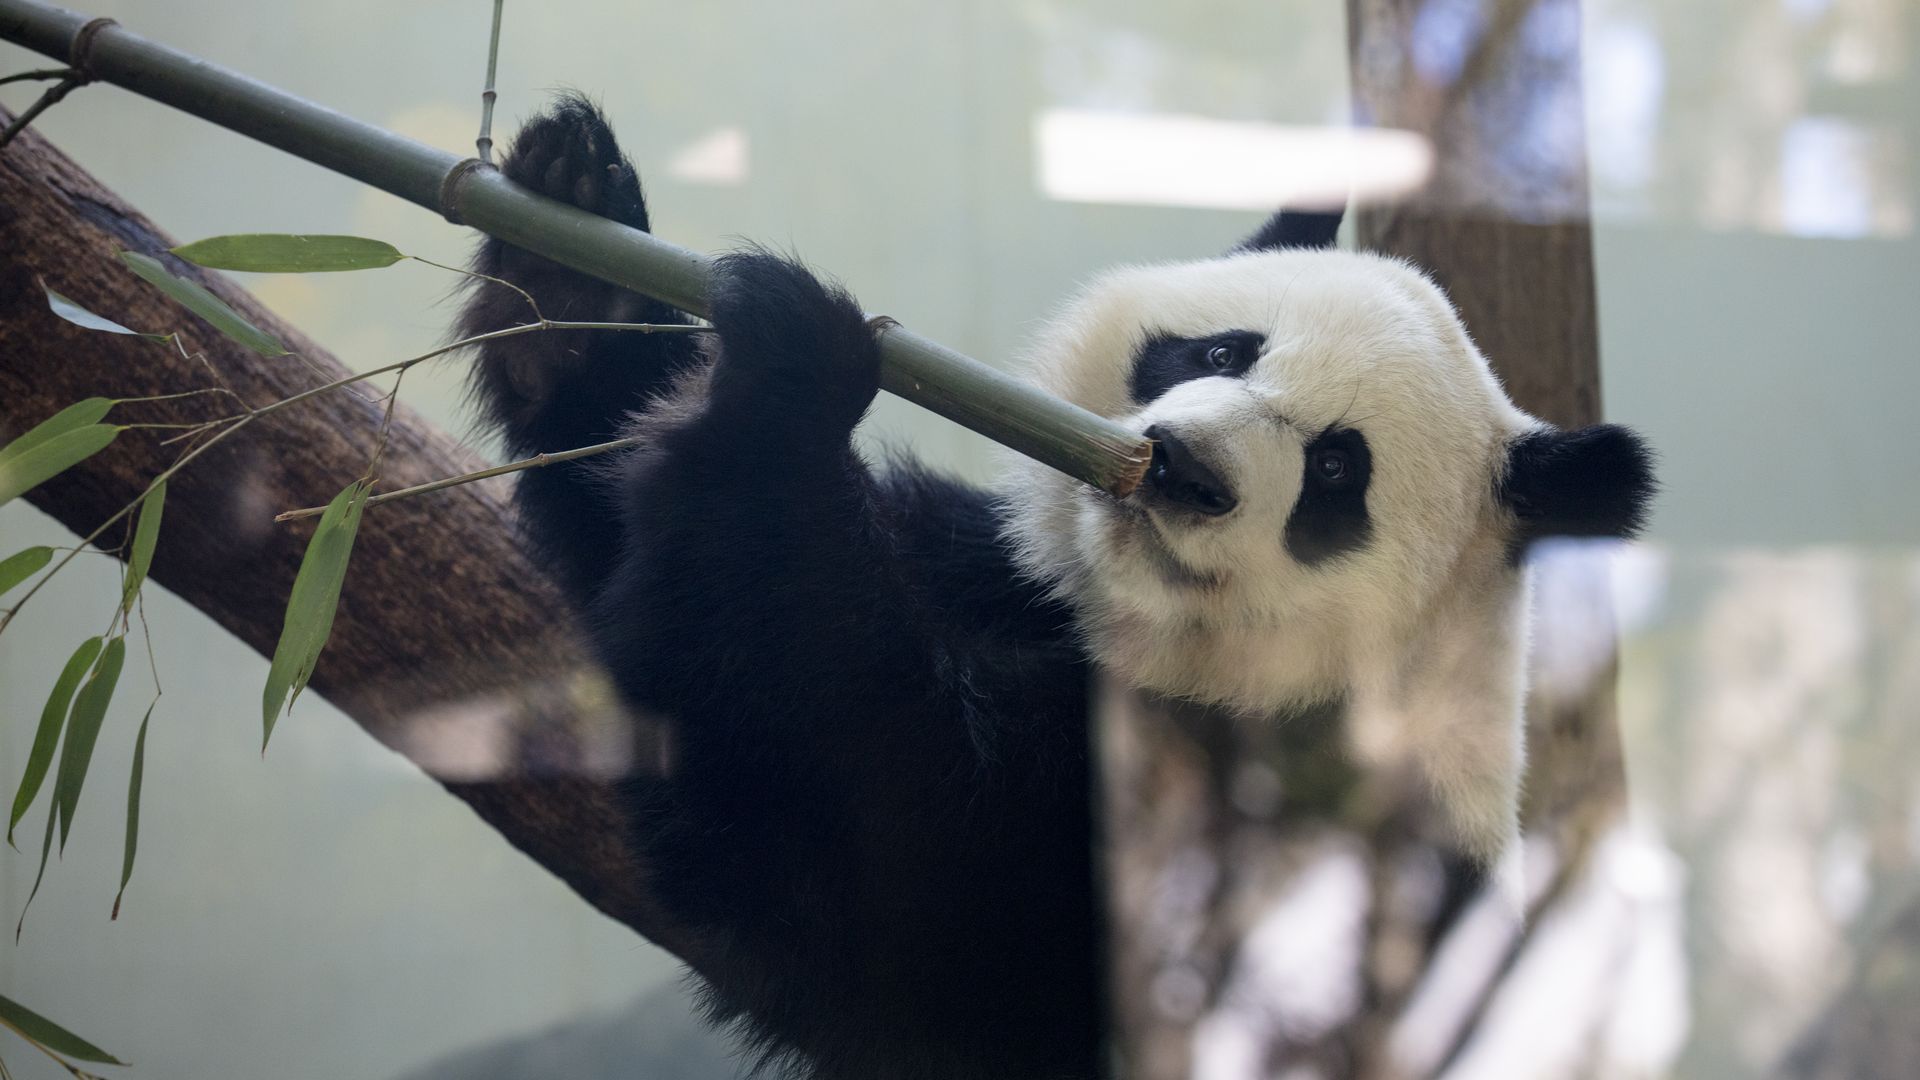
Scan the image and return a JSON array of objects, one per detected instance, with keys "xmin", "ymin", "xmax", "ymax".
[{"xmin": 458, "ymin": 97, "xmax": 1655, "ymax": 1080}]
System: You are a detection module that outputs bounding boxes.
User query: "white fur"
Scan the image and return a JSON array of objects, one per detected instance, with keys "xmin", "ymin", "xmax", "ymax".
[{"xmin": 998, "ymin": 248, "xmax": 1546, "ymax": 862}]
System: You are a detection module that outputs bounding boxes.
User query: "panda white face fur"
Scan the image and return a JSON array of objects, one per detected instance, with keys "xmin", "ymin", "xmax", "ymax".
[{"xmin": 1001, "ymin": 246, "xmax": 1645, "ymax": 862}]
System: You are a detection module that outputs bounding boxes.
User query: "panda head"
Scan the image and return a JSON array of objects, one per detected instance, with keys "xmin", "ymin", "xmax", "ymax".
[{"xmin": 1000, "ymin": 211, "xmax": 1655, "ymax": 861}]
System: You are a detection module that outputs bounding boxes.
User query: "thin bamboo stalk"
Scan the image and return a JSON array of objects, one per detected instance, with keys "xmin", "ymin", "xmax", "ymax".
[{"xmin": 0, "ymin": 0, "xmax": 1152, "ymax": 495}]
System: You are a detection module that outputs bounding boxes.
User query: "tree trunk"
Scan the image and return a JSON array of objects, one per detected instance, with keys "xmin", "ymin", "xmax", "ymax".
[
  {"xmin": 1347, "ymin": 0, "xmax": 1603, "ymax": 426},
  {"xmin": 0, "ymin": 111, "xmax": 707, "ymax": 971}
]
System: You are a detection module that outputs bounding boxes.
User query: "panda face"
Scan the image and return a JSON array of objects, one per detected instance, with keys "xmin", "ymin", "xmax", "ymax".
[
  {"xmin": 996, "ymin": 245, "xmax": 1629, "ymax": 862},
  {"xmin": 1000, "ymin": 239, "xmax": 1652, "ymax": 860},
  {"xmin": 1002, "ymin": 249, "xmax": 1536, "ymax": 710}
]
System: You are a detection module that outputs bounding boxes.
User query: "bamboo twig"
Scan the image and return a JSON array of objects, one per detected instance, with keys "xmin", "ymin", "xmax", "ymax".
[
  {"xmin": 276, "ymin": 435, "xmax": 641, "ymax": 522},
  {"xmin": 0, "ymin": 64, "xmax": 72, "ymax": 85},
  {"xmin": 475, "ymin": 0, "xmax": 504, "ymax": 164},
  {"xmin": 0, "ymin": 318, "xmax": 680, "ymax": 634},
  {"xmin": 0, "ymin": 69, "xmax": 81, "ymax": 149},
  {"xmin": 0, "ymin": 0, "xmax": 1151, "ymax": 495}
]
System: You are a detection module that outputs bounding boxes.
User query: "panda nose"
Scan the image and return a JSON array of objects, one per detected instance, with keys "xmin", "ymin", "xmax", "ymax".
[{"xmin": 1143, "ymin": 425, "xmax": 1238, "ymax": 516}]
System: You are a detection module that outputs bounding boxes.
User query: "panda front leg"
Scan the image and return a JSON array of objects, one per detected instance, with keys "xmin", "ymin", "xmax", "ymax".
[
  {"xmin": 460, "ymin": 95, "xmax": 700, "ymax": 607},
  {"xmin": 702, "ymin": 252, "xmax": 889, "ymax": 455},
  {"xmin": 587, "ymin": 254, "xmax": 1104, "ymax": 1077},
  {"xmin": 590, "ymin": 251, "xmax": 940, "ymax": 715}
]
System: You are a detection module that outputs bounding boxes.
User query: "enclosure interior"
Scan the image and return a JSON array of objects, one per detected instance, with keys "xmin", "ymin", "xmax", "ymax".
[{"xmin": 1, "ymin": 1, "xmax": 1917, "ymax": 1078}]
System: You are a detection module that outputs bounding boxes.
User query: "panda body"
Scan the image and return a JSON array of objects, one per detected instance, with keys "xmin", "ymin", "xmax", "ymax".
[{"xmin": 461, "ymin": 98, "xmax": 1653, "ymax": 1080}]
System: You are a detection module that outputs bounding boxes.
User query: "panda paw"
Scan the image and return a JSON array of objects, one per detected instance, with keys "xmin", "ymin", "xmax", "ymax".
[
  {"xmin": 705, "ymin": 251, "xmax": 883, "ymax": 437},
  {"xmin": 462, "ymin": 97, "xmax": 695, "ymax": 443},
  {"xmin": 498, "ymin": 93, "xmax": 649, "ymax": 231},
  {"xmin": 474, "ymin": 95, "xmax": 653, "ymax": 310}
]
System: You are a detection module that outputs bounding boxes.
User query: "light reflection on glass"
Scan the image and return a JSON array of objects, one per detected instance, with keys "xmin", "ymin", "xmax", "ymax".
[
  {"xmin": 1779, "ymin": 118, "xmax": 1908, "ymax": 237},
  {"xmin": 1588, "ymin": 0, "xmax": 1912, "ymax": 237},
  {"xmin": 1119, "ymin": 540, "xmax": 1920, "ymax": 1077},
  {"xmin": 665, "ymin": 126, "xmax": 749, "ymax": 186},
  {"xmin": 1033, "ymin": 109, "xmax": 1433, "ymax": 210}
]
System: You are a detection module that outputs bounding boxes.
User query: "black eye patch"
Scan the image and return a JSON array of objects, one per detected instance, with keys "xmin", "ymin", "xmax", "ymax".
[
  {"xmin": 1129, "ymin": 330, "xmax": 1267, "ymax": 405},
  {"xmin": 1285, "ymin": 427, "xmax": 1373, "ymax": 566}
]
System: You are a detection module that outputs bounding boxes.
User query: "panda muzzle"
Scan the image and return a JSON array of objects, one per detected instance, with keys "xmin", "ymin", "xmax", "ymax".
[{"xmin": 1143, "ymin": 425, "xmax": 1238, "ymax": 517}]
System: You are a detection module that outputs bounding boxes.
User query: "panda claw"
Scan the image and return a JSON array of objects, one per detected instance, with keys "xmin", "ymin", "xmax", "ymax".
[{"xmin": 498, "ymin": 95, "xmax": 648, "ymax": 230}]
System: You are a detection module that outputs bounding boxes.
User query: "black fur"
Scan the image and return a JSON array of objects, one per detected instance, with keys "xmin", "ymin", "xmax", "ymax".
[
  {"xmin": 460, "ymin": 94, "xmax": 700, "ymax": 608},
  {"xmin": 1501, "ymin": 424, "xmax": 1657, "ymax": 552},
  {"xmin": 1128, "ymin": 329, "xmax": 1266, "ymax": 405},
  {"xmin": 1285, "ymin": 427, "xmax": 1374, "ymax": 565},
  {"xmin": 464, "ymin": 100, "xmax": 1100, "ymax": 1080},
  {"xmin": 463, "ymin": 98, "xmax": 1637, "ymax": 1080},
  {"xmin": 1237, "ymin": 207, "xmax": 1344, "ymax": 253}
]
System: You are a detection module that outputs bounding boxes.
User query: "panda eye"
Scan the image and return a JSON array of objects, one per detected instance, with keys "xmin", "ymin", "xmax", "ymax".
[
  {"xmin": 1205, "ymin": 343, "xmax": 1237, "ymax": 369},
  {"xmin": 1313, "ymin": 448, "xmax": 1351, "ymax": 486}
]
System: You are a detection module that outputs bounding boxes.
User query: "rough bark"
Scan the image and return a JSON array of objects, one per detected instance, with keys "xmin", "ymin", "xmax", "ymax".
[{"xmin": 0, "ymin": 112, "xmax": 704, "ymax": 970}]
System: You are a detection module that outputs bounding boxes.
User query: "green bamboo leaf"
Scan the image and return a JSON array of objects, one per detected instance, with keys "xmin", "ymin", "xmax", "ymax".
[
  {"xmin": 0, "ymin": 398, "xmax": 114, "ymax": 470},
  {"xmin": 0, "ymin": 547, "xmax": 53, "ymax": 599},
  {"xmin": 0, "ymin": 425, "xmax": 121, "ymax": 508},
  {"xmin": 120, "ymin": 250, "xmax": 288, "ymax": 357},
  {"xmin": 262, "ymin": 482, "xmax": 368, "ymax": 748},
  {"xmin": 52, "ymin": 636, "xmax": 127, "ymax": 852},
  {"xmin": 0, "ymin": 992, "xmax": 125, "ymax": 1065},
  {"xmin": 112, "ymin": 703, "xmax": 155, "ymax": 921},
  {"xmin": 173, "ymin": 234, "xmax": 405, "ymax": 273},
  {"xmin": 15, "ymin": 799, "xmax": 54, "ymax": 942},
  {"xmin": 43, "ymin": 284, "xmax": 172, "ymax": 342},
  {"xmin": 119, "ymin": 482, "xmax": 167, "ymax": 615},
  {"xmin": 7, "ymin": 638, "xmax": 102, "ymax": 848}
]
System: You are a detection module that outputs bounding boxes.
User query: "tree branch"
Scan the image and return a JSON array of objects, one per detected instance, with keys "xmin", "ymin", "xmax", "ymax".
[
  {"xmin": 274, "ymin": 436, "xmax": 644, "ymax": 523},
  {"xmin": 0, "ymin": 110, "xmax": 713, "ymax": 974}
]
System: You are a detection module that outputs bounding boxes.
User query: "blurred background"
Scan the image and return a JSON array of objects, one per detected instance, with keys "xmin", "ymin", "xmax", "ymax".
[{"xmin": 1, "ymin": 0, "xmax": 1915, "ymax": 1077}]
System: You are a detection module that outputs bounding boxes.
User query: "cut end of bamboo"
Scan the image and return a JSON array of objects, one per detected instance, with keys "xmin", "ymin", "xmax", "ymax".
[{"xmin": 1073, "ymin": 431, "xmax": 1153, "ymax": 499}]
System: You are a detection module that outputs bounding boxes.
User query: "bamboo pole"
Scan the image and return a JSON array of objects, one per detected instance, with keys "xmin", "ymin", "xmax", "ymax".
[{"xmin": 0, "ymin": 0, "xmax": 1152, "ymax": 496}]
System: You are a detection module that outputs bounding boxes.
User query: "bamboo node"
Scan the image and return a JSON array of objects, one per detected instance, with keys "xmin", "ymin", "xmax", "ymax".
[
  {"xmin": 67, "ymin": 16, "xmax": 115, "ymax": 80},
  {"xmin": 438, "ymin": 156, "xmax": 492, "ymax": 226}
]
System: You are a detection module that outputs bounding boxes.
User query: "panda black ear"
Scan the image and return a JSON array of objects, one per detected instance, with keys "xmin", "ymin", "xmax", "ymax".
[
  {"xmin": 1236, "ymin": 208, "xmax": 1344, "ymax": 254},
  {"xmin": 1502, "ymin": 424, "xmax": 1657, "ymax": 548}
]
